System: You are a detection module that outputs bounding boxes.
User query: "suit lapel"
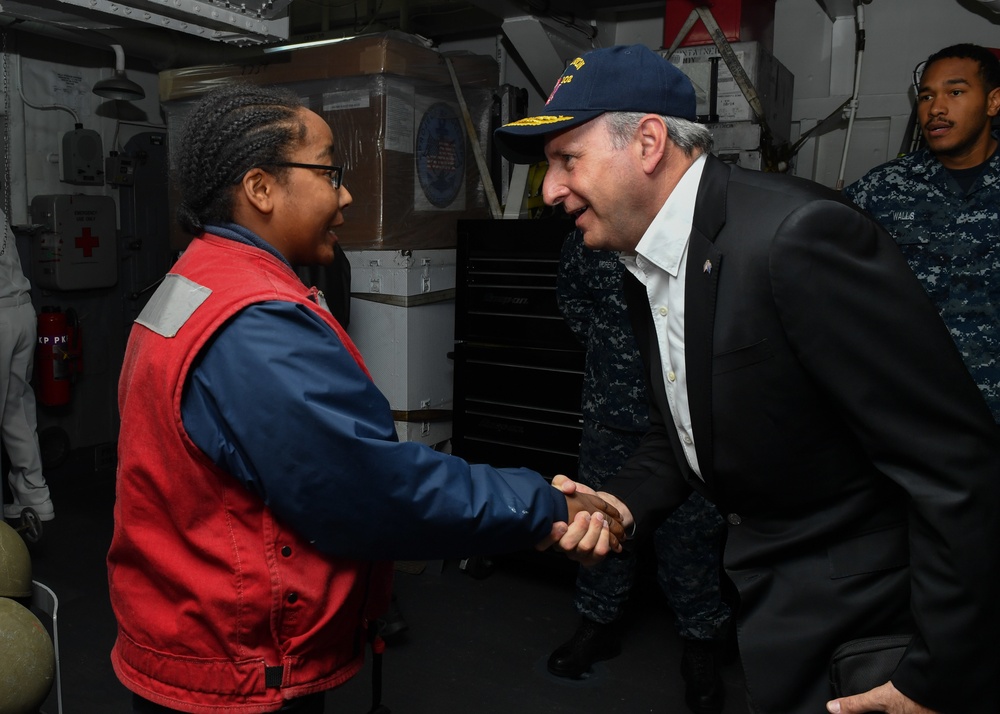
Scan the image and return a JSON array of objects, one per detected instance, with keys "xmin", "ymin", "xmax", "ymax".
[{"xmin": 684, "ymin": 156, "xmax": 730, "ymax": 489}]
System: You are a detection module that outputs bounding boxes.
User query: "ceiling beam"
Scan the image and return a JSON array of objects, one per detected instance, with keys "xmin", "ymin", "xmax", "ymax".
[{"xmin": 814, "ymin": 0, "xmax": 859, "ymax": 21}]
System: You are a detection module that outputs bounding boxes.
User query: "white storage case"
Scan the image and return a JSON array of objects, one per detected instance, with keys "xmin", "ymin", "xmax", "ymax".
[{"xmin": 345, "ymin": 249, "xmax": 455, "ymax": 444}]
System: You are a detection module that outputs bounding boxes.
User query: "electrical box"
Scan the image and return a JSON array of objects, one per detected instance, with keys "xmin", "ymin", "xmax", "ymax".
[
  {"xmin": 29, "ymin": 194, "xmax": 118, "ymax": 291},
  {"xmin": 105, "ymin": 154, "xmax": 135, "ymax": 187},
  {"xmin": 61, "ymin": 128, "xmax": 105, "ymax": 186}
]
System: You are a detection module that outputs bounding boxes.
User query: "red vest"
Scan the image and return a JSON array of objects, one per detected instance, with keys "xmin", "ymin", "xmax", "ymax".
[{"xmin": 108, "ymin": 234, "xmax": 393, "ymax": 713}]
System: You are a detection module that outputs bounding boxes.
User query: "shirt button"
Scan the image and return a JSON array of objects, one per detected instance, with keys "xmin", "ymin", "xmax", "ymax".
[
  {"xmin": 281, "ymin": 546, "xmax": 292, "ymax": 557},
  {"xmin": 667, "ymin": 371, "xmax": 676, "ymax": 382},
  {"xmin": 658, "ymin": 306, "xmax": 668, "ymax": 316},
  {"xmin": 287, "ymin": 592, "xmax": 298, "ymax": 604},
  {"xmin": 727, "ymin": 513, "xmax": 742, "ymax": 526},
  {"xmin": 683, "ymin": 435, "xmax": 692, "ymax": 444}
]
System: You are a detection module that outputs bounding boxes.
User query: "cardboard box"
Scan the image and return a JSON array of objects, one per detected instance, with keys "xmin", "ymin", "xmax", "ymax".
[
  {"xmin": 664, "ymin": 41, "xmax": 794, "ymax": 143},
  {"xmin": 709, "ymin": 121, "xmax": 766, "ymax": 151},
  {"xmin": 161, "ymin": 32, "xmax": 498, "ymax": 251},
  {"xmin": 311, "ymin": 76, "xmax": 490, "ymax": 250},
  {"xmin": 159, "ymin": 33, "xmax": 499, "ymax": 101}
]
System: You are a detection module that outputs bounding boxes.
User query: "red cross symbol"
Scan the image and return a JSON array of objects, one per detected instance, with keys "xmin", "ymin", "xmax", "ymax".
[{"xmin": 75, "ymin": 227, "xmax": 100, "ymax": 258}]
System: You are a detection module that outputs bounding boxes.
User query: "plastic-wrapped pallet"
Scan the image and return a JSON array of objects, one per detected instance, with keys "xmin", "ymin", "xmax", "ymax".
[{"xmin": 160, "ymin": 32, "xmax": 498, "ymax": 252}]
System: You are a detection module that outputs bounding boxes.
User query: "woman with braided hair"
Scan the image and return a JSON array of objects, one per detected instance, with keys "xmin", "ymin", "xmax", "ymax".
[{"xmin": 107, "ymin": 83, "xmax": 623, "ymax": 714}]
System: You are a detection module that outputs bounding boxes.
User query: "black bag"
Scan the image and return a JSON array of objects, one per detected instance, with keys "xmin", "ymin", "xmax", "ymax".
[{"xmin": 829, "ymin": 635, "xmax": 912, "ymax": 697}]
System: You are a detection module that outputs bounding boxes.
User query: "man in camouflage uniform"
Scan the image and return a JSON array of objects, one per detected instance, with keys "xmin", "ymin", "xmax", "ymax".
[
  {"xmin": 550, "ymin": 229, "xmax": 731, "ymax": 714},
  {"xmin": 845, "ymin": 43, "xmax": 999, "ymax": 422}
]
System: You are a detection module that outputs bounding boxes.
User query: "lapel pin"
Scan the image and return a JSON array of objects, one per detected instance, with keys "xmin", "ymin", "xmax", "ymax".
[{"xmin": 703, "ymin": 259, "xmax": 712, "ymax": 274}]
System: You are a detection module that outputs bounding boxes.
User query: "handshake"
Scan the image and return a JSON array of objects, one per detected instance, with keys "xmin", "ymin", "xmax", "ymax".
[{"xmin": 537, "ymin": 475, "xmax": 634, "ymax": 566}]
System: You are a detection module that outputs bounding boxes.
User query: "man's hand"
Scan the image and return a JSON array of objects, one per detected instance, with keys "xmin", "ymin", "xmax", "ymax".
[
  {"xmin": 550, "ymin": 473, "xmax": 594, "ymax": 495},
  {"xmin": 536, "ymin": 475, "xmax": 624, "ymax": 561},
  {"xmin": 551, "ymin": 474, "xmax": 634, "ymax": 530},
  {"xmin": 564, "ymin": 489, "xmax": 624, "ymax": 537},
  {"xmin": 827, "ymin": 682, "xmax": 939, "ymax": 714},
  {"xmin": 534, "ymin": 475, "xmax": 637, "ymax": 566},
  {"xmin": 543, "ymin": 508, "xmax": 620, "ymax": 566}
]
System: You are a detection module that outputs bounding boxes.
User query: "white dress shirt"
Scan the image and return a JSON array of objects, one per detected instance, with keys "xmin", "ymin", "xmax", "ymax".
[{"xmin": 620, "ymin": 153, "xmax": 707, "ymax": 479}]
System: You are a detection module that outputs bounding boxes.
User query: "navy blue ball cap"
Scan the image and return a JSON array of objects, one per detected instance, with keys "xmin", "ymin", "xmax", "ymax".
[{"xmin": 494, "ymin": 44, "xmax": 697, "ymax": 164}]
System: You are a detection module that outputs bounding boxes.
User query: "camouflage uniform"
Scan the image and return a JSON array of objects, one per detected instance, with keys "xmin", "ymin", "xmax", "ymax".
[
  {"xmin": 557, "ymin": 230, "xmax": 730, "ymax": 640},
  {"xmin": 844, "ymin": 145, "xmax": 1000, "ymax": 422}
]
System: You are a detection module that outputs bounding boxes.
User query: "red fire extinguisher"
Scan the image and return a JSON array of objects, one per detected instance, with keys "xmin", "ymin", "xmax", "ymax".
[{"xmin": 35, "ymin": 307, "xmax": 83, "ymax": 407}]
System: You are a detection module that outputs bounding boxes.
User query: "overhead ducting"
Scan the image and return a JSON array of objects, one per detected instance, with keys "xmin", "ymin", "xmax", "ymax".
[
  {"xmin": 0, "ymin": 12, "xmax": 263, "ymax": 71},
  {"xmin": 0, "ymin": 0, "xmax": 290, "ymax": 46}
]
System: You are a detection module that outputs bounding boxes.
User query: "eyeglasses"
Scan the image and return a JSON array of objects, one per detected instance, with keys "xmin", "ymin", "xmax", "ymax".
[{"xmin": 267, "ymin": 162, "xmax": 344, "ymax": 189}]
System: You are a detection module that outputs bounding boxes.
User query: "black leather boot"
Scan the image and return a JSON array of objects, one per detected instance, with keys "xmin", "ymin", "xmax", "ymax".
[
  {"xmin": 547, "ymin": 617, "xmax": 621, "ymax": 678},
  {"xmin": 681, "ymin": 638, "xmax": 725, "ymax": 714}
]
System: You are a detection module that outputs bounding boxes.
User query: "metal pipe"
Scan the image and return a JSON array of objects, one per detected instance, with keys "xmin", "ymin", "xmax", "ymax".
[
  {"xmin": 836, "ymin": 1, "xmax": 865, "ymax": 191},
  {"xmin": 110, "ymin": 44, "xmax": 126, "ymax": 72}
]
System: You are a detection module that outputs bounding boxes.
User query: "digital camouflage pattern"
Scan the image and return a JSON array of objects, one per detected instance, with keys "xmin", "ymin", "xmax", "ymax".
[
  {"xmin": 844, "ymin": 146, "xmax": 999, "ymax": 423},
  {"xmin": 557, "ymin": 230, "xmax": 730, "ymax": 639},
  {"xmin": 557, "ymin": 231, "xmax": 648, "ymax": 432}
]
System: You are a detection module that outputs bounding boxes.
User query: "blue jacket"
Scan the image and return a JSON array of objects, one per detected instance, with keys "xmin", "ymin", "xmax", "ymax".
[{"xmin": 181, "ymin": 224, "xmax": 568, "ymax": 560}]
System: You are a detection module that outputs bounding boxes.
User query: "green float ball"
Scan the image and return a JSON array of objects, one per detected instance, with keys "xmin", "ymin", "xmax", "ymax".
[
  {"xmin": 0, "ymin": 521, "xmax": 31, "ymax": 598},
  {"xmin": 0, "ymin": 597, "xmax": 54, "ymax": 714}
]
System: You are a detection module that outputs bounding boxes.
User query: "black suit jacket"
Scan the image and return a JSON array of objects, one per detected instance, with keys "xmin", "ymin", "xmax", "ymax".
[{"xmin": 605, "ymin": 155, "xmax": 1000, "ymax": 714}]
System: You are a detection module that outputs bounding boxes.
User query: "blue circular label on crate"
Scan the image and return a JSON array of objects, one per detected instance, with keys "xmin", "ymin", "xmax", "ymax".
[{"xmin": 416, "ymin": 102, "xmax": 465, "ymax": 208}]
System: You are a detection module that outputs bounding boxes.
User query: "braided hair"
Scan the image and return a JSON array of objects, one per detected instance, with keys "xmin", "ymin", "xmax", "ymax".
[{"xmin": 175, "ymin": 83, "xmax": 306, "ymax": 235}]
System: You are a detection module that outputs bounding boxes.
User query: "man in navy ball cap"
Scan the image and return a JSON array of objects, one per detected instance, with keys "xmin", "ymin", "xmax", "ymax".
[
  {"xmin": 504, "ymin": 46, "xmax": 731, "ymax": 714},
  {"xmin": 507, "ymin": 44, "xmax": 1000, "ymax": 714}
]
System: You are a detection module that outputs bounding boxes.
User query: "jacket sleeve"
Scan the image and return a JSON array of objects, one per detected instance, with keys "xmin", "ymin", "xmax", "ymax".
[
  {"xmin": 181, "ymin": 301, "xmax": 568, "ymax": 561},
  {"xmin": 599, "ymin": 269, "xmax": 693, "ymax": 538},
  {"xmin": 603, "ymin": 390, "xmax": 693, "ymax": 541}
]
